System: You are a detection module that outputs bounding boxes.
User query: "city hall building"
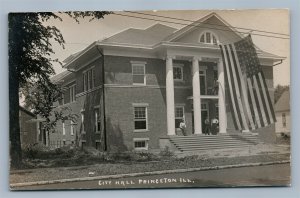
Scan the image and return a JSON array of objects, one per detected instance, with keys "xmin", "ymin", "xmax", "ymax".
[{"xmin": 49, "ymin": 13, "xmax": 283, "ymax": 152}]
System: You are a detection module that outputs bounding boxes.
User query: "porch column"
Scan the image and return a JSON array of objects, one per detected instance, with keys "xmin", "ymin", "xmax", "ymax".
[
  {"xmin": 218, "ymin": 60, "xmax": 227, "ymax": 133},
  {"xmin": 166, "ymin": 56, "xmax": 176, "ymax": 135},
  {"xmin": 192, "ymin": 57, "xmax": 202, "ymax": 134}
]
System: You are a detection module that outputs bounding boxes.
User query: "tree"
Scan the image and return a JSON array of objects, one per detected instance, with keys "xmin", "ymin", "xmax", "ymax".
[
  {"xmin": 274, "ymin": 85, "xmax": 290, "ymax": 104},
  {"xmin": 9, "ymin": 11, "xmax": 111, "ymax": 168}
]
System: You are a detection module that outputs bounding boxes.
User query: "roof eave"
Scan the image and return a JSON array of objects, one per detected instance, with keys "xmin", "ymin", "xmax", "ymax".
[{"xmin": 62, "ymin": 41, "xmax": 99, "ymax": 69}]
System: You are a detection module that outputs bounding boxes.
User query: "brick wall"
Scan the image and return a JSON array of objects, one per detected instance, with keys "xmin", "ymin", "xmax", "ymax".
[{"xmin": 49, "ymin": 57, "xmax": 105, "ymax": 149}]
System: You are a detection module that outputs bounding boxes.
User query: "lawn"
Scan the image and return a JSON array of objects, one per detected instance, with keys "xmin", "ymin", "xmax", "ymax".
[{"xmin": 10, "ymin": 144, "xmax": 290, "ymax": 184}]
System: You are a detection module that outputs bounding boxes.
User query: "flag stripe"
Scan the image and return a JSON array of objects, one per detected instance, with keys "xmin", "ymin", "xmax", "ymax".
[
  {"xmin": 221, "ymin": 45, "xmax": 242, "ymax": 130},
  {"xmin": 258, "ymin": 72, "xmax": 274, "ymax": 124},
  {"xmin": 220, "ymin": 46, "xmax": 239, "ymax": 130},
  {"xmin": 225, "ymin": 45, "xmax": 245, "ymax": 130},
  {"xmin": 247, "ymin": 78, "xmax": 261, "ymax": 128},
  {"xmin": 256, "ymin": 73, "xmax": 271, "ymax": 125},
  {"xmin": 246, "ymin": 80, "xmax": 257, "ymax": 129},
  {"xmin": 227, "ymin": 45, "xmax": 249, "ymax": 130},
  {"xmin": 253, "ymin": 75, "xmax": 268, "ymax": 126},
  {"xmin": 260, "ymin": 72, "xmax": 276, "ymax": 122},
  {"xmin": 231, "ymin": 44, "xmax": 255, "ymax": 130},
  {"xmin": 251, "ymin": 77, "xmax": 265, "ymax": 127}
]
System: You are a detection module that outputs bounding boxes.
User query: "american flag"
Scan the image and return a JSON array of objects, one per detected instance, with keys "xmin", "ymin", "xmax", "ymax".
[{"xmin": 219, "ymin": 35, "xmax": 276, "ymax": 131}]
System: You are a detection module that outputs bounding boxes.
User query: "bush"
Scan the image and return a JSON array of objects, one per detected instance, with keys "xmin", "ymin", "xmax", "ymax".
[
  {"xmin": 22, "ymin": 143, "xmax": 78, "ymax": 159},
  {"xmin": 159, "ymin": 146, "xmax": 174, "ymax": 158}
]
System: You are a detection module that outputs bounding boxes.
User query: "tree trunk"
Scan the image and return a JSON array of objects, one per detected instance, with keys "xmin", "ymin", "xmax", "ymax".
[{"xmin": 9, "ymin": 64, "xmax": 22, "ymax": 169}]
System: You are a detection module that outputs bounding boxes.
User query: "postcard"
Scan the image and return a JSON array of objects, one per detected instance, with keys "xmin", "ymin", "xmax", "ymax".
[{"xmin": 9, "ymin": 9, "xmax": 290, "ymax": 190}]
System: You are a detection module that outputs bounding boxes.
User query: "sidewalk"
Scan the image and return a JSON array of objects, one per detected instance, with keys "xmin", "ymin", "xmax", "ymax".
[{"xmin": 10, "ymin": 143, "xmax": 290, "ymax": 187}]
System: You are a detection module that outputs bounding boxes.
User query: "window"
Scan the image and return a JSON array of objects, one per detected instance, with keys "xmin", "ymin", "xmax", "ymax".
[
  {"xmin": 62, "ymin": 121, "xmax": 66, "ymax": 135},
  {"xmin": 173, "ymin": 66, "xmax": 183, "ymax": 81},
  {"xmin": 133, "ymin": 138, "xmax": 149, "ymax": 150},
  {"xmin": 95, "ymin": 107, "xmax": 101, "ymax": 133},
  {"xmin": 134, "ymin": 106, "xmax": 148, "ymax": 131},
  {"xmin": 95, "ymin": 140, "xmax": 101, "ymax": 150},
  {"xmin": 132, "ymin": 62, "xmax": 146, "ymax": 85},
  {"xmin": 81, "ymin": 111, "xmax": 85, "ymax": 133},
  {"xmin": 81, "ymin": 140, "xmax": 86, "ymax": 148},
  {"xmin": 69, "ymin": 84, "xmax": 76, "ymax": 102},
  {"xmin": 201, "ymin": 103, "xmax": 208, "ymax": 110},
  {"xmin": 70, "ymin": 120, "xmax": 75, "ymax": 136},
  {"xmin": 63, "ymin": 140, "xmax": 66, "ymax": 145},
  {"xmin": 282, "ymin": 113, "xmax": 286, "ymax": 128},
  {"xmin": 199, "ymin": 32, "xmax": 218, "ymax": 45},
  {"xmin": 215, "ymin": 103, "xmax": 219, "ymax": 119},
  {"xmin": 175, "ymin": 106, "xmax": 184, "ymax": 129},
  {"xmin": 199, "ymin": 69, "xmax": 207, "ymax": 95},
  {"xmin": 83, "ymin": 67, "xmax": 95, "ymax": 92}
]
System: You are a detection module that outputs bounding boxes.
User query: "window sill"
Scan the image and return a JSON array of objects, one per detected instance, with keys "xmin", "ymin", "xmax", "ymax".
[
  {"xmin": 132, "ymin": 83, "xmax": 146, "ymax": 86},
  {"xmin": 174, "ymin": 79, "xmax": 184, "ymax": 82},
  {"xmin": 81, "ymin": 131, "xmax": 86, "ymax": 134},
  {"xmin": 134, "ymin": 129, "xmax": 149, "ymax": 133},
  {"xmin": 134, "ymin": 147, "xmax": 148, "ymax": 151},
  {"xmin": 95, "ymin": 131, "xmax": 101, "ymax": 134}
]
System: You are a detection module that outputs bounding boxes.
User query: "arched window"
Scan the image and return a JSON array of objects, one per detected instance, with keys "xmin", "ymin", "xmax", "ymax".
[{"xmin": 199, "ymin": 32, "xmax": 218, "ymax": 45}]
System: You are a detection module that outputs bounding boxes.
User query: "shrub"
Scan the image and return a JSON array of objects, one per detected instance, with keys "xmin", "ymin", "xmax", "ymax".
[
  {"xmin": 22, "ymin": 143, "xmax": 78, "ymax": 160},
  {"xmin": 159, "ymin": 146, "xmax": 174, "ymax": 158}
]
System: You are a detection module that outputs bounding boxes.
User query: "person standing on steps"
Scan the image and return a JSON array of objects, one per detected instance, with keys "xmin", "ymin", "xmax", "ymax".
[
  {"xmin": 211, "ymin": 117, "xmax": 219, "ymax": 135},
  {"xmin": 179, "ymin": 117, "xmax": 187, "ymax": 136},
  {"xmin": 204, "ymin": 117, "xmax": 211, "ymax": 135}
]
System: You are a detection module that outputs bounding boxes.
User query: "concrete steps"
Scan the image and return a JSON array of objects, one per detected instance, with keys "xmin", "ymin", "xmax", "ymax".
[{"xmin": 169, "ymin": 133, "xmax": 260, "ymax": 152}]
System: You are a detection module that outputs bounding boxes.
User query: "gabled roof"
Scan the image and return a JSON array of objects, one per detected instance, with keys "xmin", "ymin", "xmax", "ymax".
[
  {"xmin": 163, "ymin": 12, "xmax": 243, "ymax": 42},
  {"xmin": 101, "ymin": 23, "xmax": 177, "ymax": 46},
  {"xmin": 275, "ymin": 90, "xmax": 290, "ymax": 112}
]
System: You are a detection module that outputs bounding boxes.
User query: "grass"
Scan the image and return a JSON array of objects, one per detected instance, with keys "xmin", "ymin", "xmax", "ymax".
[
  {"xmin": 10, "ymin": 153, "xmax": 290, "ymax": 184},
  {"xmin": 10, "ymin": 143, "xmax": 290, "ymax": 184}
]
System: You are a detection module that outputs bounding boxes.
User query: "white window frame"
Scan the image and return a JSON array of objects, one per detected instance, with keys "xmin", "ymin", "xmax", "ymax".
[
  {"xmin": 70, "ymin": 120, "xmax": 75, "ymax": 136},
  {"xmin": 133, "ymin": 138, "xmax": 149, "ymax": 151},
  {"xmin": 201, "ymin": 102, "xmax": 210, "ymax": 121},
  {"xmin": 83, "ymin": 66, "xmax": 95, "ymax": 92},
  {"xmin": 69, "ymin": 84, "xmax": 76, "ymax": 103},
  {"xmin": 62, "ymin": 121, "xmax": 66, "ymax": 136},
  {"xmin": 199, "ymin": 31, "xmax": 219, "ymax": 45},
  {"xmin": 199, "ymin": 67, "xmax": 207, "ymax": 95},
  {"xmin": 173, "ymin": 64, "xmax": 184, "ymax": 81},
  {"xmin": 61, "ymin": 93, "xmax": 65, "ymax": 105},
  {"xmin": 133, "ymin": 103, "xmax": 148, "ymax": 132},
  {"xmin": 94, "ymin": 106, "xmax": 101, "ymax": 134},
  {"xmin": 131, "ymin": 61, "xmax": 146, "ymax": 85},
  {"xmin": 175, "ymin": 105, "xmax": 185, "ymax": 129},
  {"xmin": 83, "ymin": 72, "xmax": 87, "ymax": 92},
  {"xmin": 81, "ymin": 110, "xmax": 85, "ymax": 134}
]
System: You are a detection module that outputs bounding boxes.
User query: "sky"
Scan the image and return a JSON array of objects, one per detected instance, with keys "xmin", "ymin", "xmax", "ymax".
[{"xmin": 45, "ymin": 9, "xmax": 290, "ymax": 86}]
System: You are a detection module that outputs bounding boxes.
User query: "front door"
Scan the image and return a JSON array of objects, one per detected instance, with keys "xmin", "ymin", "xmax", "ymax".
[{"xmin": 192, "ymin": 103, "xmax": 209, "ymax": 134}]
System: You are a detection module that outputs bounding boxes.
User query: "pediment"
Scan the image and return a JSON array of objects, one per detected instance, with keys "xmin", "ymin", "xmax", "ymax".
[{"xmin": 165, "ymin": 12, "xmax": 242, "ymax": 45}]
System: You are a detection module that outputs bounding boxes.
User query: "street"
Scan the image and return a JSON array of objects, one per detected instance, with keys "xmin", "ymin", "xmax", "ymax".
[{"xmin": 13, "ymin": 163, "xmax": 290, "ymax": 190}]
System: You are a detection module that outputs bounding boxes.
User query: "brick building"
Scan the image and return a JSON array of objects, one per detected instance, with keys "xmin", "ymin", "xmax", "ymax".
[{"xmin": 50, "ymin": 13, "xmax": 284, "ymax": 152}]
